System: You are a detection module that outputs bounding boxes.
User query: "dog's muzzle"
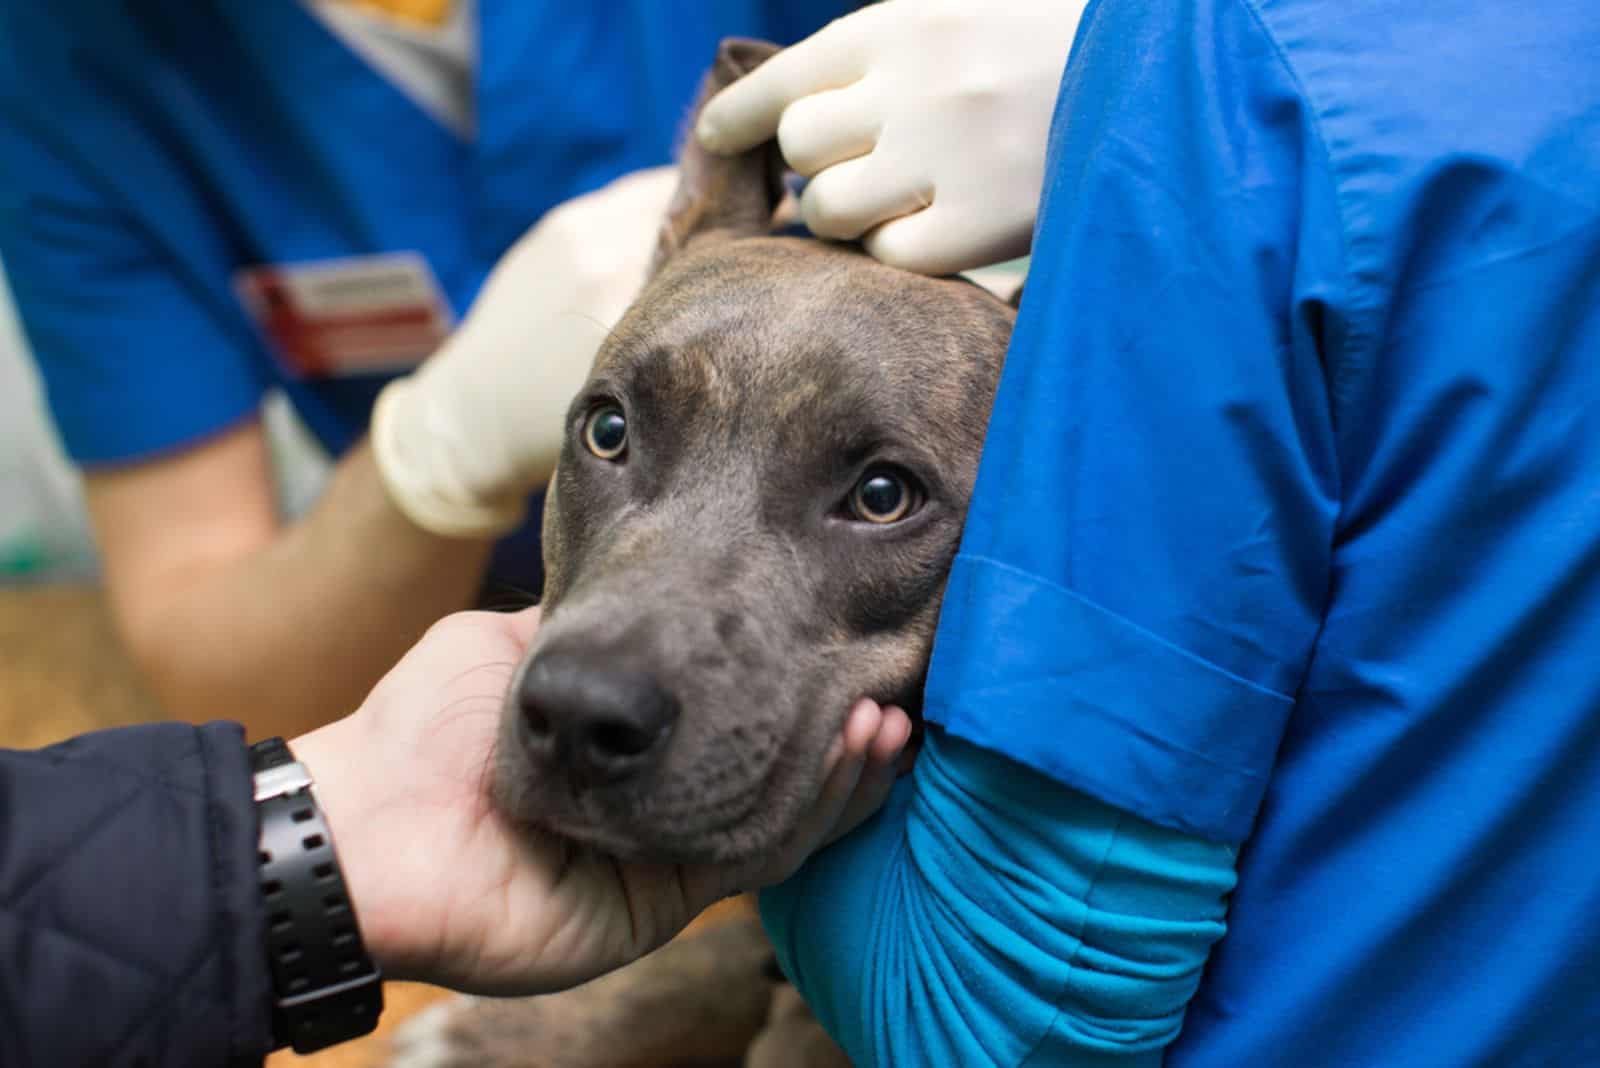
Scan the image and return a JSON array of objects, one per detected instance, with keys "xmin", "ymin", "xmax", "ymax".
[{"xmin": 515, "ymin": 645, "xmax": 681, "ymax": 788}]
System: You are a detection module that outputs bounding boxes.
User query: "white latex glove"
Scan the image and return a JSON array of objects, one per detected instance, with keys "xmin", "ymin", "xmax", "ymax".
[
  {"xmin": 372, "ymin": 166, "xmax": 678, "ymax": 537},
  {"xmin": 695, "ymin": 0, "xmax": 1085, "ymax": 276}
]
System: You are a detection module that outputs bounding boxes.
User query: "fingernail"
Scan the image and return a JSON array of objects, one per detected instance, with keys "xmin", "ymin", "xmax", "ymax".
[
  {"xmin": 849, "ymin": 699, "xmax": 880, "ymax": 750},
  {"xmin": 694, "ymin": 115, "xmax": 719, "ymax": 149},
  {"xmin": 696, "ymin": 116, "xmax": 732, "ymax": 155}
]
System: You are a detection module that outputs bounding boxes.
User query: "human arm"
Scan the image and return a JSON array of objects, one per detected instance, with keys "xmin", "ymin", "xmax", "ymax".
[
  {"xmin": 695, "ymin": 0, "xmax": 1086, "ymax": 275},
  {"xmin": 84, "ymin": 427, "xmax": 492, "ymax": 741},
  {"xmin": 762, "ymin": 731, "xmax": 1235, "ymax": 1066},
  {"xmin": 0, "ymin": 607, "xmax": 909, "ymax": 1067},
  {"xmin": 290, "ymin": 606, "xmax": 913, "ymax": 997},
  {"xmin": 0, "ymin": 721, "xmax": 274, "ymax": 1068},
  {"xmin": 85, "ymin": 167, "xmax": 677, "ymax": 738},
  {"xmin": 0, "ymin": 62, "xmax": 484, "ymax": 737},
  {"xmin": 758, "ymin": 0, "xmax": 1347, "ymax": 1061},
  {"xmin": 1, "ymin": 113, "xmax": 674, "ymax": 737}
]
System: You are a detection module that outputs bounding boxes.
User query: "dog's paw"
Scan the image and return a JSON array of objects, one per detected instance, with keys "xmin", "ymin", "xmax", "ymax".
[
  {"xmin": 382, "ymin": 914, "xmax": 779, "ymax": 1068},
  {"xmin": 385, "ymin": 993, "xmax": 602, "ymax": 1068},
  {"xmin": 386, "ymin": 997, "xmax": 482, "ymax": 1068}
]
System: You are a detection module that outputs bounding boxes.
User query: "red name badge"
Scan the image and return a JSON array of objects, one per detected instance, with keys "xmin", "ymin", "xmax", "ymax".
[{"xmin": 234, "ymin": 252, "xmax": 455, "ymax": 379}]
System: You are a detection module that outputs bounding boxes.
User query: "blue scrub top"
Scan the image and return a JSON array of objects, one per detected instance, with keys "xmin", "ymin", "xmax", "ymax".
[
  {"xmin": 926, "ymin": 0, "xmax": 1600, "ymax": 1062},
  {"xmin": 0, "ymin": 1, "xmax": 851, "ymax": 588}
]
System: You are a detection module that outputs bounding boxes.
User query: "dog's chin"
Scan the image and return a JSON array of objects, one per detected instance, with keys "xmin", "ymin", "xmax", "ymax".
[
  {"xmin": 494, "ymin": 756, "xmax": 822, "ymax": 867},
  {"xmin": 514, "ymin": 808, "xmax": 790, "ymax": 867}
]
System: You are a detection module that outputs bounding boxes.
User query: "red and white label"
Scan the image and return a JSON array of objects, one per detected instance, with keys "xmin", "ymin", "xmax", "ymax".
[{"xmin": 234, "ymin": 252, "xmax": 455, "ymax": 378}]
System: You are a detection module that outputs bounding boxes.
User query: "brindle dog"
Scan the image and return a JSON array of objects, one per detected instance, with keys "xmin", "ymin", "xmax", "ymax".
[{"xmin": 390, "ymin": 39, "xmax": 1016, "ymax": 1068}]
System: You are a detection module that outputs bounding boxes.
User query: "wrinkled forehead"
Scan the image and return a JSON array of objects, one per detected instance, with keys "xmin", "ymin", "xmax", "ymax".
[{"xmin": 593, "ymin": 238, "xmax": 1010, "ymax": 438}]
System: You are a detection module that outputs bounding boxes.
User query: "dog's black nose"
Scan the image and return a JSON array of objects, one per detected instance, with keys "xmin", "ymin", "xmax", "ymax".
[{"xmin": 517, "ymin": 649, "xmax": 679, "ymax": 786}]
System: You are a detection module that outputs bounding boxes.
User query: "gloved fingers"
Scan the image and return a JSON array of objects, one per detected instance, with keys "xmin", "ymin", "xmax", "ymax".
[
  {"xmin": 371, "ymin": 379, "xmax": 531, "ymax": 537},
  {"xmin": 695, "ymin": 8, "xmax": 881, "ymax": 156},
  {"xmin": 800, "ymin": 153, "xmax": 932, "ymax": 242},
  {"xmin": 775, "ymin": 82, "xmax": 882, "ymax": 178},
  {"xmin": 862, "ymin": 202, "xmax": 1034, "ymax": 277}
]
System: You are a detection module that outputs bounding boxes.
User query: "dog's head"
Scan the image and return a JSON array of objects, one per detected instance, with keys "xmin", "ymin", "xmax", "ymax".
[{"xmin": 494, "ymin": 40, "xmax": 1015, "ymax": 863}]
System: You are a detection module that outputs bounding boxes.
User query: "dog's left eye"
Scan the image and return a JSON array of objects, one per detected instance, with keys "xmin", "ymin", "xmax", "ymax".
[
  {"xmin": 583, "ymin": 404, "xmax": 628, "ymax": 460},
  {"xmin": 847, "ymin": 467, "xmax": 922, "ymax": 524}
]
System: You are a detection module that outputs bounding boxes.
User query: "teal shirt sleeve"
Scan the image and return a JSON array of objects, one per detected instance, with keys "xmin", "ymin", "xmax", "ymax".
[{"xmin": 760, "ymin": 729, "xmax": 1236, "ymax": 1067}]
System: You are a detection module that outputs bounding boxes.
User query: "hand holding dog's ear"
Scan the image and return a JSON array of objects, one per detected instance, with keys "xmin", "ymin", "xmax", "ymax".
[
  {"xmin": 652, "ymin": 39, "xmax": 788, "ymax": 274},
  {"xmin": 696, "ymin": 0, "xmax": 1086, "ymax": 276},
  {"xmin": 290, "ymin": 608, "xmax": 913, "ymax": 998},
  {"xmin": 372, "ymin": 166, "xmax": 678, "ymax": 539}
]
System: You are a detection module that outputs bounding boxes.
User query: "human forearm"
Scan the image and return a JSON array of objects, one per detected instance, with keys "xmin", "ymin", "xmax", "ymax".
[
  {"xmin": 761, "ymin": 730, "xmax": 1237, "ymax": 1067},
  {"xmin": 0, "ymin": 722, "xmax": 273, "ymax": 1067},
  {"xmin": 120, "ymin": 441, "xmax": 493, "ymax": 737}
]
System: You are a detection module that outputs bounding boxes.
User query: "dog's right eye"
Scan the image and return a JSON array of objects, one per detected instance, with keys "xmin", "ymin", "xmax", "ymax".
[
  {"xmin": 846, "ymin": 467, "xmax": 922, "ymax": 525},
  {"xmin": 583, "ymin": 404, "xmax": 628, "ymax": 460}
]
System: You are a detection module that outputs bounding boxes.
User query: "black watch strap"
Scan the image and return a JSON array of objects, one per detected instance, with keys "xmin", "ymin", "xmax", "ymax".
[{"xmin": 252, "ymin": 737, "xmax": 383, "ymax": 1054}]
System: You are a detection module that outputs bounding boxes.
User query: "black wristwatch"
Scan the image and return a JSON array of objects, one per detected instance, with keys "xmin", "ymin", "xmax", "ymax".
[{"xmin": 251, "ymin": 737, "xmax": 383, "ymax": 1054}]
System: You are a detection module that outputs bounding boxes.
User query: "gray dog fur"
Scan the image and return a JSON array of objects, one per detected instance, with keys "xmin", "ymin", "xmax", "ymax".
[
  {"xmin": 390, "ymin": 39, "xmax": 1018, "ymax": 1068},
  {"xmin": 491, "ymin": 39, "xmax": 1015, "ymax": 866}
]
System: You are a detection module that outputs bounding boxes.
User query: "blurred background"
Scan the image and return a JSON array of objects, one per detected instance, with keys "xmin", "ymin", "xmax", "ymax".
[
  {"xmin": 0, "ymin": 261, "xmax": 95, "ymax": 585},
  {"xmin": 0, "ymin": 262, "xmax": 420, "ymax": 1068},
  {"xmin": 0, "ymin": 260, "xmax": 334, "ymax": 588}
]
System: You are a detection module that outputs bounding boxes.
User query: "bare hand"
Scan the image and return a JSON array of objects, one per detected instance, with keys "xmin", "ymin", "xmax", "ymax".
[{"xmin": 293, "ymin": 607, "xmax": 912, "ymax": 995}]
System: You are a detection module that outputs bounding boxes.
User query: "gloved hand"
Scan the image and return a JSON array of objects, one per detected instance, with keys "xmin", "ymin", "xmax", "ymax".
[
  {"xmin": 695, "ymin": 1, "xmax": 1086, "ymax": 277},
  {"xmin": 372, "ymin": 166, "xmax": 678, "ymax": 537}
]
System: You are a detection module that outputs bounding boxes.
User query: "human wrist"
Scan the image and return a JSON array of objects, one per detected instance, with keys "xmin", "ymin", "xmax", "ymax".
[
  {"xmin": 251, "ymin": 734, "xmax": 384, "ymax": 1052},
  {"xmin": 287, "ymin": 719, "xmax": 416, "ymax": 980}
]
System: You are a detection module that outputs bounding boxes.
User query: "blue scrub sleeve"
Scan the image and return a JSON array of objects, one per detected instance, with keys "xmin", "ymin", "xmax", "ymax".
[
  {"xmin": 925, "ymin": 0, "xmax": 1346, "ymax": 844},
  {"xmin": 761, "ymin": 729, "xmax": 1236, "ymax": 1067},
  {"xmin": 0, "ymin": 51, "xmax": 269, "ymax": 467}
]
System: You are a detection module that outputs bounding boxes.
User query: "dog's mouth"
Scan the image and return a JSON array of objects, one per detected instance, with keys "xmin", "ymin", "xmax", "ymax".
[
  {"xmin": 493, "ymin": 688, "xmax": 827, "ymax": 866},
  {"xmin": 509, "ymin": 785, "xmax": 771, "ymax": 865},
  {"xmin": 496, "ymin": 757, "xmax": 785, "ymax": 866},
  {"xmin": 496, "ymin": 692, "xmax": 925, "ymax": 866},
  {"xmin": 493, "ymin": 525, "xmax": 943, "ymax": 865}
]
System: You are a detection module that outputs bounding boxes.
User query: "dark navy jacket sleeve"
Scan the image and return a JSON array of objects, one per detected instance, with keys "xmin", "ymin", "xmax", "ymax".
[{"xmin": 0, "ymin": 722, "xmax": 274, "ymax": 1067}]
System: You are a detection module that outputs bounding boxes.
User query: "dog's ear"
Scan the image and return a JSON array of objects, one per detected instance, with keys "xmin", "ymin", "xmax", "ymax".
[{"xmin": 651, "ymin": 38, "xmax": 787, "ymax": 275}]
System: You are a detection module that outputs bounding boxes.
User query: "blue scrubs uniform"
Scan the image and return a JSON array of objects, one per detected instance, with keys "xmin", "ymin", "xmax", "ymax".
[
  {"xmin": 0, "ymin": 1, "xmax": 851, "ymax": 589},
  {"xmin": 767, "ymin": 0, "xmax": 1600, "ymax": 1064}
]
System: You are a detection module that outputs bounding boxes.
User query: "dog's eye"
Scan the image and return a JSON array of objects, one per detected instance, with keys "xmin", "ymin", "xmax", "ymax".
[
  {"xmin": 583, "ymin": 404, "xmax": 628, "ymax": 460},
  {"xmin": 848, "ymin": 468, "xmax": 920, "ymax": 524}
]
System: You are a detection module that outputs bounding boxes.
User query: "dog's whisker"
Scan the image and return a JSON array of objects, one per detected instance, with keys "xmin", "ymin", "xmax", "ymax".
[
  {"xmin": 472, "ymin": 741, "xmax": 502, "ymax": 808},
  {"xmin": 478, "ymin": 583, "xmax": 541, "ymax": 611},
  {"xmin": 423, "ymin": 694, "xmax": 508, "ymax": 745},
  {"xmin": 556, "ymin": 308, "xmax": 626, "ymax": 352}
]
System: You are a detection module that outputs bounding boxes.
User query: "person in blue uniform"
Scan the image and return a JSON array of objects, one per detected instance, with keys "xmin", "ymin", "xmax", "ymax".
[
  {"xmin": 704, "ymin": 0, "xmax": 1600, "ymax": 1063},
  {"xmin": 0, "ymin": 1, "xmax": 853, "ymax": 739}
]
